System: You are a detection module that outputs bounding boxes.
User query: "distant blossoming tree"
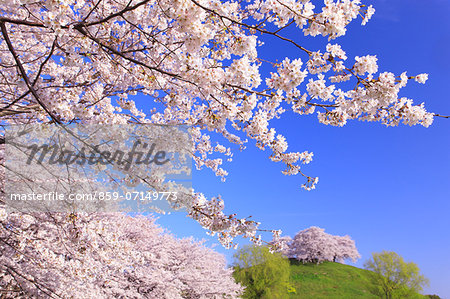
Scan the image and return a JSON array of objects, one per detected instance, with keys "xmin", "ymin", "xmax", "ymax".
[{"xmin": 284, "ymin": 226, "xmax": 360, "ymax": 264}]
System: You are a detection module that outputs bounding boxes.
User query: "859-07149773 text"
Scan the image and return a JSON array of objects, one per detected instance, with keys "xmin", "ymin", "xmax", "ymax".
[{"xmin": 8, "ymin": 191, "xmax": 178, "ymax": 202}]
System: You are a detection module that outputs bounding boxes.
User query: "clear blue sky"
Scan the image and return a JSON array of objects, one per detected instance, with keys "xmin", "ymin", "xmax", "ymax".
[{"xmin": 152, "ymin": 1, "xmax": 450, "ymax": 297}]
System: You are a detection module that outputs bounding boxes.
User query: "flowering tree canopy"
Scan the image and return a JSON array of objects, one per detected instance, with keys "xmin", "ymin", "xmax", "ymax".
[
  {"xmin": 0, "ymin": 0, "xmax": 446, "ymax": 250},
  {"xmin": 286, "ymin": 226, "xmax": 360, "ymax": 263},
  {"xmin": 0, "ymin": 210, "xmax": 243, "ymax": 298}
]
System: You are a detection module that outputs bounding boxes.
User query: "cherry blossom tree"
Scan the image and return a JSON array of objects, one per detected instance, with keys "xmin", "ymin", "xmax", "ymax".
[
  {"xmin": 0, "ymin": 209, "xmax": 243, "ymax": 298},
  {"xmin": 333, "ymin": 234, "xmax": 361, "ymax": 263},
  {"xmin": 1, "ymin": 7, "xmax": 449, "ymax": 299},
  {"xmin": 286, "ymin": 226, "xmax": 360, "ymax": 264},
  {"xmin": 1, "ymin": 0, "xmax": 447, "ymax": 296},
  {"xmin": 1, "ymin": 0, "xmax": 447, "ymax": 249}
]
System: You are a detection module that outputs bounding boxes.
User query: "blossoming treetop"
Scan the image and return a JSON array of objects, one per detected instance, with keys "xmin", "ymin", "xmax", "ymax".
[{"xmin": 0, "ymin": 0, "xmax": 445, "ymax": 248}]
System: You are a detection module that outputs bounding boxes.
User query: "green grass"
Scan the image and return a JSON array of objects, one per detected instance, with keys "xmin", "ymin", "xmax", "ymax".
[{"xmin": 287, "ymin": 260, "xmax": 427, "ymax": 299}]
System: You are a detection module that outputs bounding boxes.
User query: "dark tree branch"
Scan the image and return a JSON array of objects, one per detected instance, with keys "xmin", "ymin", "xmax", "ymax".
[
  {"xmin": 0, "ymin": 17, "xmax": 45, "ymax": 27},
  {"xmin": 73, "ymin": 24, "xmax": 181, "ymax": 79},
  {"xmin": 83, "ymin": 0, "xmax": 151, "ymax": 27},
  {"xmin": 0, "ymin": 22, "xmax": 61, "ymax": 124},
  {"xmin": 189, "ymin": 0, "xmax": 312, "ymax": 55}
]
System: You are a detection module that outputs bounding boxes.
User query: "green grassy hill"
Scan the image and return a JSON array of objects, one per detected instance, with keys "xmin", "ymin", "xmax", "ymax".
[{"xmin": 288, "ymin": 260, "xmax": 427, "ymax": 299}]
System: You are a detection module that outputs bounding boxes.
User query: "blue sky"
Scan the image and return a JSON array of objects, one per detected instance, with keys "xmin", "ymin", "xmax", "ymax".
[{"xmin": 154, "ymin": 1, "xmax": 450, "ymax": 297}]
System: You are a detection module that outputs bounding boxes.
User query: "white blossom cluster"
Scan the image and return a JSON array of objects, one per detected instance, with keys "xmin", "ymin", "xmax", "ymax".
[
  {"xmin": 267, "ymin": 58, "xmax": 308, "ymax": 91},
  {"xmin": 0, "ymin": 209, "xmax": 243, "ymax": 298},
  {"xmin": 0, "ymin": 0, "xmax": 437, "ymax": 256}
]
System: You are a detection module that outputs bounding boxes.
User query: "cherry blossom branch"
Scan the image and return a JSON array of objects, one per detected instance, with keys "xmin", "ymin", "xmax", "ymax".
[
  {"xmin": 0, "ymin": 22, "xmax": 61, "ymax": 124},
  {"xmin": 5, "ymin": 266, "xmax": 61, "ymax": 299},
  {"xmin": 189, "ymin": 0, "xmax": 312, "ymax": 55},
  {"xmin": 81, "ymin": 0, "xmax": 152, "ymax": 27},
  {"xmin": 0, "ymin": 17, "xmax": 44, "ymax": 28},
  {"xmin": 72, "ymin": 24, "xmax": 185, "ymax": 80}
]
